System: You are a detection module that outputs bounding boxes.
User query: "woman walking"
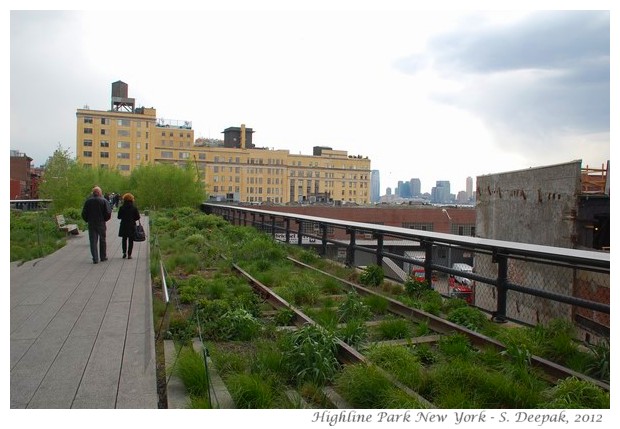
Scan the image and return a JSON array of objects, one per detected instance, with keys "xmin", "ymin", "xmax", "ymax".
[{"xmin": 118, "ymin": 193, "xmax": 140, "ymax": 259}]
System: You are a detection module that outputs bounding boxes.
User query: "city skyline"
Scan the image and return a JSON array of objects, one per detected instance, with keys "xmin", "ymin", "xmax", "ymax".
[
  {"xmin": 8, "ymin": 5, "xmax": 611, "ymax": 196},
  {"xmin": 383, "ymin": 175, "xmax": 473, "ymax": 198}
]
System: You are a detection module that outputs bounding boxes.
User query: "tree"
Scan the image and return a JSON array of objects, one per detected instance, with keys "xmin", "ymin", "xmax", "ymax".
[
  {"xmin": 38, "ymin": 145, "xmax": 90, "ymax": 212},
  {"xmin": 38, "ymin": 144, "xmax": 131, "ymax": 212},
  {"xmin": 129, "ymin": 163, "xmax": 206, "ymax": 209}
]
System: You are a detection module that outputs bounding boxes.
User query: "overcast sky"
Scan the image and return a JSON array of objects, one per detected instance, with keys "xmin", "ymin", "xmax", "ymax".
[{"xmin": 8, "ymin": 2, "xmax": 613, "ymax": 196}]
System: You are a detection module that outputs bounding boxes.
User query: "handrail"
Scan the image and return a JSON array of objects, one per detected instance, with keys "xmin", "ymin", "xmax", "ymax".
[{"xmin": 201, "ymin": 202, "xmax": 610, "ymax": 333}]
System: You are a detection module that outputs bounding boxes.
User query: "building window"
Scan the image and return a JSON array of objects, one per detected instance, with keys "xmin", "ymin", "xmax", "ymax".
[
  {"xmin": 83, "ymin": 151, "xmax": 92, "ymax": 157},
  {"xmin": 118, "ymin": 165, "xmax": 130, "ymax": 171},
  {"xmin": 179, "ymin": 152, "xmax": 190, "ymax": 159},
  {"xmin": 117, "ymin": 141, "xmax": 130, "ymax": 149},
  {"xmin": 100, "ymin": 164, "xmax": 108, "ymax": 169},
  {"xmin": 199, "ymin": 153, "xmax": 206, "ymax": 160},
  {"xmin": 136, "ymin": 153, "xmax": 141, "ymax": 160},
  {"xmin": 117, "ymin": 153, "xmax": 130, "ymax": 159},
  {"xmin": 101, "ymin": 118, "xmax": 109, "ymax": 125},
  {"xmin": 84, "ymin": 117, "xmax": 93, "ymax": 124},
  {"xmin": 117, "ymin": 119, "xmax": 131, "ymax": 127},
  {"xmin": 100, "ymin": 140, "xmax": 109, "ymax": 147},
  {"xmin": 101, "ymin": 152, "xmax": 109, "ymax": 158},
  {"xmin": 118, "ymin": 130, "xmax": 130, "ymax": 137},
  {"xmin": 83, "ymin": 139, "xmax": 93, "ymax": 147},
  {"xmin": 84, "ymin": 128, "xmax": 93, "ymax": 134},
  {"xmin": 161, "ymin": 151, "xmax": 173, "ymax": 159},
  {"xmin": 101, "ymin": 129, "xmax": 108, "ymax": 135},
  {"xmin": 402, "ymin": 222, "xmax": 433, "ymax": 231}
]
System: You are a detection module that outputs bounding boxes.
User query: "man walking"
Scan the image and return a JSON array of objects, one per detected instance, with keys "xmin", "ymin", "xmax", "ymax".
[{"xmin": 81, "ymin": 186, "xmax": 112, "ymax": 264}]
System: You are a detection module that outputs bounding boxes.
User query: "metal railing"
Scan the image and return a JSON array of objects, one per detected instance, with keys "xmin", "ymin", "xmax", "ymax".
[
  {"xmin": 201, "ymin": 203, "xmax": 610, "ymax": 341},
  {"xmin": 10, "ymin": 199, "xmax": 52, "ymax": 211}
]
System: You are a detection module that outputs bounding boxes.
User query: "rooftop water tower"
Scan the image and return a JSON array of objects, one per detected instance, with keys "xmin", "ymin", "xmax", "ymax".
[{"xmin": 111, "ymin": 80, "xmax": 135, "ymax": 112}]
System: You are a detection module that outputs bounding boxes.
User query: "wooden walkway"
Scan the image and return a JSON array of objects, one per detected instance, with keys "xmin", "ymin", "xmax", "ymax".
[{"xmin": 10, "ymin": 215, "xmax": 157, "ymax": 409}]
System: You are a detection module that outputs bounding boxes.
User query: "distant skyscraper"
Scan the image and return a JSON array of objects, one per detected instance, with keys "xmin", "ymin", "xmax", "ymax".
[
  {"xmin": 431, "ymin": 180, "xmax": 451, "ymax": 203},
  {"xmin": 371, "ymin": 170, "xmax": 381, "ymax": 203},
  {"xmin": 466, "ymin": 177, "xmax": 473, "ymax": 200},
  {"xmin": 410, "ymin": 178, "xmax": 421, "ymax": 197}
]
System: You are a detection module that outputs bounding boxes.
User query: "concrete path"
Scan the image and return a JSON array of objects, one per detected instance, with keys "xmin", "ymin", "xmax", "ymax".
[{"xmin": 10, "ymin": 215, "xmax": 157, "ymax": 409}]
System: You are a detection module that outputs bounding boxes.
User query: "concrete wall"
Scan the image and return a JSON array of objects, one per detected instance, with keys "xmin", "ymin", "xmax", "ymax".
[
  {"xmin": 476, "ymin": 160, "xmax": 581, "ymax": 247},
  {"xmin": 475, "ymin": 161, "xmax": 608, "ymax": 340}
]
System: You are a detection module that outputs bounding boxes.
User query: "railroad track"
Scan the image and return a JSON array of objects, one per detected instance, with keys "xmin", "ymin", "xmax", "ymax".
[{"xmin": 229, "ymin": 256, "xmax": 608, "ymax": 408}]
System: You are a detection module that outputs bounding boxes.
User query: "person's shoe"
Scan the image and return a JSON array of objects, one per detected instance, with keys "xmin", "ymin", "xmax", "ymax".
[
  {"xmin": 93, "ymin": 259, "xmax": 98, "ymax": 264},
  {"xmin": 127, "ymin": 255, "xmax": 132, "ymax": 259},
  {"xmin": 122, "ymin": 254, "xmax": 126, "ymax": 259},
  {"xmin": 101, "ymin": 257, "xmax": 108, "ymax": 262}
]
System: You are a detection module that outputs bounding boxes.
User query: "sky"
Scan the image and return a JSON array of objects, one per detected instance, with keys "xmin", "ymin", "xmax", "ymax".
[{"xmin": 7, "ymin": 2, "xmax": 613, "ymax": 196}]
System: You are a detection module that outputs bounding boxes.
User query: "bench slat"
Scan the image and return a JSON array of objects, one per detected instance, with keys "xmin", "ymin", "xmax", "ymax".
[{"xmin": 56, "ymin": 215, "xmax": 79, "ymax": 235}]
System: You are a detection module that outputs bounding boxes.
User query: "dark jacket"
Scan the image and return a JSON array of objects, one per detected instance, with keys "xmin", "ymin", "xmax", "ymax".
[
  {"xmin": 81, "ymin": 194, "xmax": 112, "ymax": 225},
  {"xmin": 118, "ymin": 201, "xmax": 141, "ymax": 238}
]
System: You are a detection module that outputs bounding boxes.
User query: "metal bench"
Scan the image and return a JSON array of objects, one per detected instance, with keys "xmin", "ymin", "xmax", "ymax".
[{"xmin": 56, "ymin": 215, "xmax": 79, "ymax": 235}]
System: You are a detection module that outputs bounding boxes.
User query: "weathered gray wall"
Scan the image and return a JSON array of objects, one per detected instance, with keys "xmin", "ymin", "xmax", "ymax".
[
  {"xmin": 474, "ymin": 161, "xmax": 581, "ymax": 328},
  {"xmin": 476, "ymin": 160, "xmax": 581, "ymax": 247}
]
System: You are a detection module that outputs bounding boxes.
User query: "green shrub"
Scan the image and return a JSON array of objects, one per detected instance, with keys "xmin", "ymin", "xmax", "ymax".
[
  {"xmin": 426, "ymin": 357, "xmax": 541, "ymax": 408},
  {"xmin": 220, "ymin": 308, "xmax": 262, "ymax": 341},
  {"xmin": 438, "ymin": 333, "xmax": 473, "ymax": 358},
  {"xmin": 280, "ymin": 324, "xmax": 340, "ymax": 386},
  {"xmin": 540, "ymin": 377, "xmax": 610, "ymax": 409},
  {"xmin": 227, "ymin": 373, "xmax": 279, "ymax": 409},
  {"xmin": 366, "ymin": 345, "xmax": 424, "ymax": 390},
  {"xmin": 337, "ymin": 292, "xmax": 372, "ymax": 322},
  {"xmin": 335, "ymin": 364, "xmax": 392, "ymax": 408},
  {"xmin": 167, "ymin": 313, "xmax": 195, "ymax": 344},
  {"xmin": 10, "ymin": 211, "xmax": 67, "ymax": 262},
  {"xmin": 173, "ymin": 347, "xmax": 209, "ymax": 397},
  {"xmin": 375, "ymin": 317, "xmax": 412, "ymax": 340},
  {"xmin": 287, "ymin": 277, "xmax": 321, "ymax": 306},
  {"xmin": 404, "ymin": 277, "xmax": 431, "ymax": 297},
  {"xmin": 337, "ymin": 319, "xmax": 368, "ymax": 346},
  {"xmin": 273, "ymin": 308, "xmax": 296, "ymax": 326},
  {"xmin": 447, "ymin": 306, "xmax": 489, "ymax": 332},
  {"xmin": 359, "ymin": 264, "xmax": 384, "ymax": 287},
  {"xmin": 210, "ymin": 347, "xmax": 250, "ymax": 376},
  {"xmin": 585, "ymin": 338, "xmax": 610, "ymax": 382},
  {"xmin": 363, "ymin": 294, "xmax": 389, "ymax": 314}
]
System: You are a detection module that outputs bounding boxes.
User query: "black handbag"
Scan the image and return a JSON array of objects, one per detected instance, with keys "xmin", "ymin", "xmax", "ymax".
[{"xmin": 134, "ymin": 221, "xmax": 146, "ymax": 242}]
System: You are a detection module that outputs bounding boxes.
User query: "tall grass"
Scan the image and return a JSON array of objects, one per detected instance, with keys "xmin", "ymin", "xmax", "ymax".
[
  {"xmin": 10, "ymin": 210, "xmax": 68, "ymax": 262},
  {"xmin": 173, "ymin": 347, "xmax": 210, "ymax": 398}
]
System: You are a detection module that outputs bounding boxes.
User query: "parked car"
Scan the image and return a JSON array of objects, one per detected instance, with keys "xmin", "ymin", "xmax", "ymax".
[
  {"xmin": 449, "ymin": 263, "xmax": 474, "ymax": 303},
  {"xmin": 451, "ymin": 263, "xmax": 474, "ymax": 286}
]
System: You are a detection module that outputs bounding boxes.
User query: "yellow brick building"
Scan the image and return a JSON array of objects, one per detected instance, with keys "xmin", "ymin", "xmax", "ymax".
[{"xmin": 76, "ymin": 81, "xmax": 371, "ymax": 204}]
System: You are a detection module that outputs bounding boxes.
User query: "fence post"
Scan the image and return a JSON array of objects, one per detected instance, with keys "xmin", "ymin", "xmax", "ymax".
[
  {"xmin": 493, "ymin": 251, "xmax": 508, "ymax": 322},
  {"xmin": 297, "ymin": 220, "xmax": 303, "ymax": 245},
  {"xmin": 423, "ymin": 240, "xmax": 433, "ymax": 285},
  {"xmin": 375, "ymin": 232, "xmax": 384, "ymax": 267},
  {"xmin": 285, "ymin": 219, "xmax": 290, "ymax": 243},
  {"xmin": 321, "ymin": 224, "xmax": 328, "ymax": 256},
  {"xmin": 346, "ymin": 228, "xmax": 356, "ymax": 267},
  {"xmin": 271, "ymin": 216, "xmax": 276, "ymax": 239}
]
